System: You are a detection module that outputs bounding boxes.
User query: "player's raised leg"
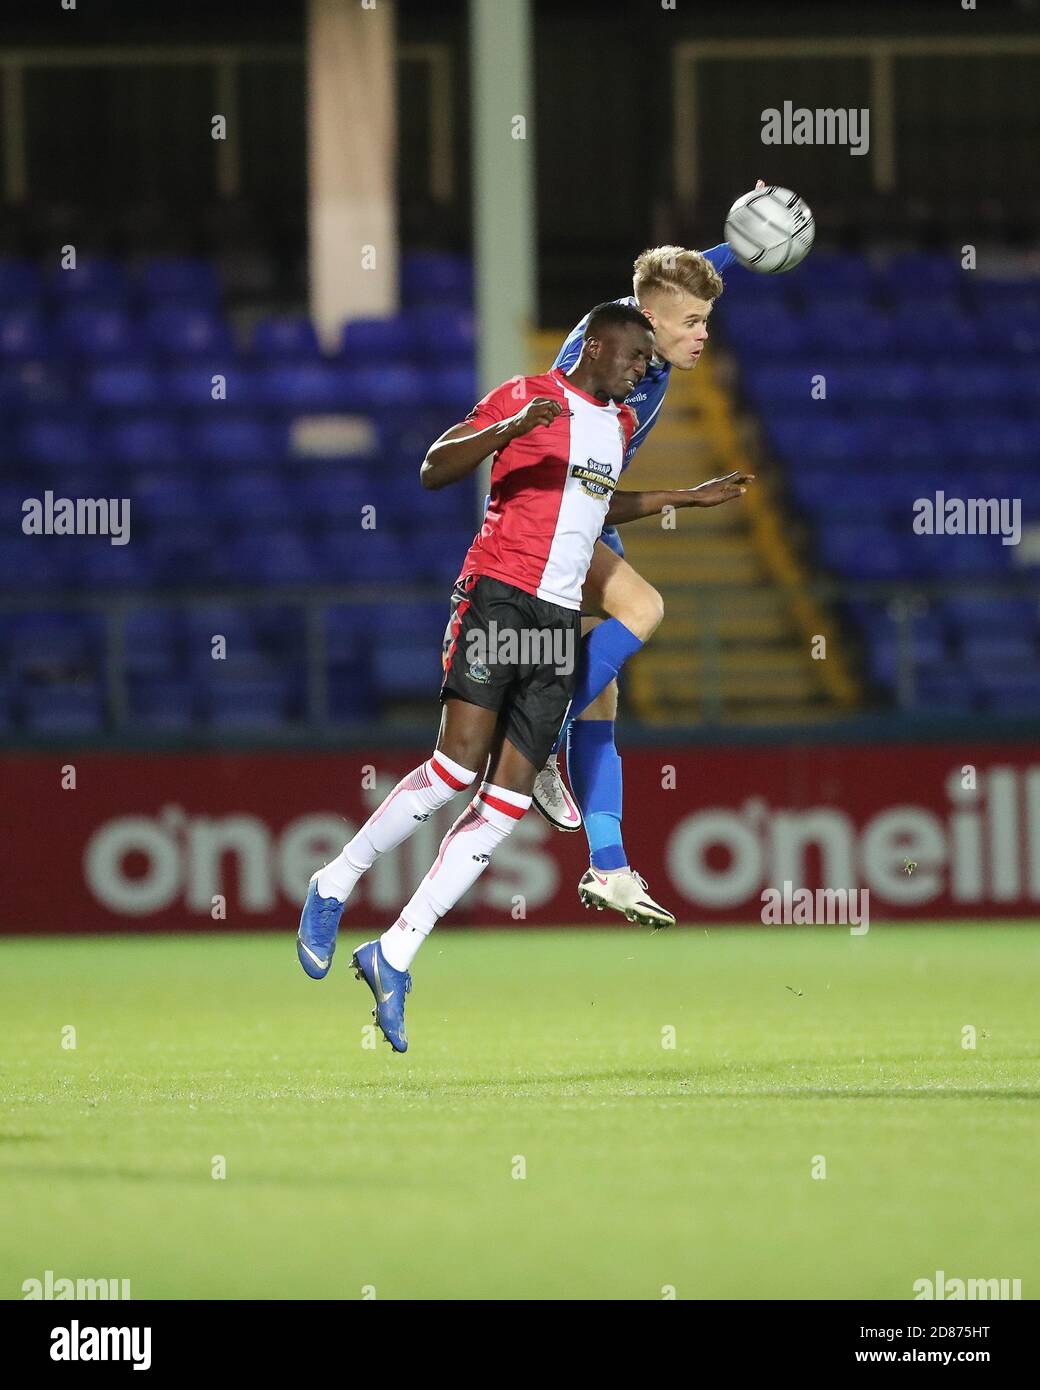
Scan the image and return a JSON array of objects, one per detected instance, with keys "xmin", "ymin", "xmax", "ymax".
[
  {"xmin": 535, "ymin": 539, "xmax": 675, "ymax": 927},
  {"xmin": 296, "ymin": 698, "xmax": 492, "ymax": 979},
  {"xmin": 356, "ymin": 586, "xmax": 578, "ymax": 1050}
]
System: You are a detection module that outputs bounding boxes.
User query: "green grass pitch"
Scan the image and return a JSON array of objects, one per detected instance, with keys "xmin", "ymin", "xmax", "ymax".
[{"xmin": 1, "ymin": 924, "xmax": 1037, "ymax": 1300}]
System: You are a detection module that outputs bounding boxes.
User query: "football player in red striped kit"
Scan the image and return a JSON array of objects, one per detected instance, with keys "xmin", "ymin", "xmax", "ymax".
[{"xmin": 297, "ymin": 303, "xmax": 651, "ymax": 1049}]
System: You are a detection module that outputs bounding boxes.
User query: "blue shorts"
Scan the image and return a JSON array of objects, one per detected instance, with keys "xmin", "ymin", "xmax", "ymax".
[{"xmin": 598, "ymin": 525, "xmax": 624, "ymax": 559}]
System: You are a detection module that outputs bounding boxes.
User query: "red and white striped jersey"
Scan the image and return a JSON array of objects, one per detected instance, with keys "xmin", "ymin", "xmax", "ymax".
[{"xmin": 456, "ymin": 368, "xmax": 637, "ymax": 610}]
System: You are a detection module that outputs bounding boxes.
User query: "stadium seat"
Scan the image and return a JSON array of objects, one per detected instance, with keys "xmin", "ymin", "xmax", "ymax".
[
  {"xmin": 401, "ymin": 252, "xmax": 473, "ymax": 308},
  {"xmin": 127, "ymin": 676, "xmax": 197, "ymax": 731},
  {"xmin": 86, "ymin": 363, "xmax": 163, "ymax": 409},
  {"xmin": 56, "ymin": 306, "xmax": 140, "ymax": 358},
  {"xmin": 145, "ymin": 305, "xmax": 233, "ymax": 357},
  {"xmin": 187, "ymin": 415, "xmax": 284, "ymax": 466},
  {"xmin": 21, "ymin": 682, "xmax": 106, "ymax": 734},
  {"xmin": 0, "ymin": 260, "xmax": 42, "ymax": 306},
  {"xmin": 0, "ymin": 311, "xmax": 50, "ymax": 358},
  {"xmin": 104, "ymin": 418, "xmax": 185, "ymax": 467},
  {"xmin": 341, "ymin": 316, "xmax": 414, "ymax": 364},
  {"xmin": 48, "ymin": 257, "xmax": 129, "ymax": 304},
  {"xmin": 252, "ymin": 316, "xmax": 322, "ymax": 358},
  {"xmin": 203, "ymin": 675, "xmax": 294, "ymax": 730}
]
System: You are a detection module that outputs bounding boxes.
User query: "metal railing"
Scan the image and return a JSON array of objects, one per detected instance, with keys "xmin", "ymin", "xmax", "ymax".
[{"xmin": 2, "ymin": 578, "xmax": 1039, "ymax": 742}]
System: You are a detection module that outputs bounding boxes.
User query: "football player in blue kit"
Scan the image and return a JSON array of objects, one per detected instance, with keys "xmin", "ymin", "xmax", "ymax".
[{"xmin": 532, "ymin": 204, "xmax": 764, "ymax": 927}]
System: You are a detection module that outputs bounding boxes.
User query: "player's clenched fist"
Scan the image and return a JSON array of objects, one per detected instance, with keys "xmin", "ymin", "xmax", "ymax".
[{"xmin": 506, "ymin": 397, "xmax": 564, "ymax": 437}]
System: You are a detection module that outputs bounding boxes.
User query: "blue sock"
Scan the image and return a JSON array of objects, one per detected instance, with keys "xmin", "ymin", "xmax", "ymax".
[
  {"xmin": 565, "ymin": 719, "xmax": 627, "ymax": 871},
  {"xmin": 553, "ymin": 619, "xmax": 644, "ymax": 753}
]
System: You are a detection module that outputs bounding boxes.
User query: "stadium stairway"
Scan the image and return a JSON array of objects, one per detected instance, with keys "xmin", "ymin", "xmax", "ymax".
[{"xmin": 531, "ymin": 331, "xmax": 860, "ymax": 723}]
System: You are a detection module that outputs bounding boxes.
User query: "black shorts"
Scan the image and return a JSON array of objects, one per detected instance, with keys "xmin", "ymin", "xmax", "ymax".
[{"xmin": 440, "ymin": 574, "xmax": 581, "ymax": 770}]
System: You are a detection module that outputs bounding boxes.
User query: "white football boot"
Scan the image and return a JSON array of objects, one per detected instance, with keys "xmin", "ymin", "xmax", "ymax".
[
  {"xmin": 532, "ymin": 753, "xmax": 583, "ymax": 832},
  {"xmin": 578, "ymin": 866, "xmax": 676, "ymax": 928}
]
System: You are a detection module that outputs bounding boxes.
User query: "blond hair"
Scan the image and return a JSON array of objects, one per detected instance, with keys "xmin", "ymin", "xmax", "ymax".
[{"xmin": 633, "ymin": 245, "xmax": 723, "ymax": 305}]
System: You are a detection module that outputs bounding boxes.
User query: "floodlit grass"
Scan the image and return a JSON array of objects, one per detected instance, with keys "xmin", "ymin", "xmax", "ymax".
[{"xmin": 1, "ymin": 925, "xmax": 1037, "ymax": 1300}]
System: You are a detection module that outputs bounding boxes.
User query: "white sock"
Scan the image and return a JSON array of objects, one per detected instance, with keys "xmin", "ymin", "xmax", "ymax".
[
  {"xmin": 380, "ymin": 782, "xmax": 531, "ymax": 970},
  {"xmin": 315, "ymin": 751, "xmax": 477, "ymax": 901}
]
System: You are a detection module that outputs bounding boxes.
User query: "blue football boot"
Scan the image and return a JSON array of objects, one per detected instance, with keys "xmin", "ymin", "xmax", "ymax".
[
  {"xmin": 296, "ymin": 873, "xmax": 345, "ymax": 979},
  {"xmin": 351, "ymin": 939, "xmax": 412, "ymax": 1052}
]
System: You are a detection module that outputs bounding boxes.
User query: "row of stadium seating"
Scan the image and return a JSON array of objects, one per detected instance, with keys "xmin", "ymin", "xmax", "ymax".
[
  {"xmin": 0, "ymin": 603, "xmax": 447, "ymax": 734},
  {"xmin": 724, "ymin": 257, "xmax": 1039, "ymax": 709},
  {"xmin": 0, "ymin": 308, "xmax": 475, "ymax": 363},
  {"xmin": 0, "ymin": 251, "xmax": 473, "ymax": 309}
]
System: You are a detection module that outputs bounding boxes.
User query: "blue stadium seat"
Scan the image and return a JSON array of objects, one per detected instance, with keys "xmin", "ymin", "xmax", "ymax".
[
  {"xmin": 722, "ymin": 302, "xmax": 810, "ymax": 356},
  {"xmin": 127, "ymin": 676, "xmax": 197, "ymax": 731},
  {"xmin": 260, "ymin": 362, "xmax": 354, "ymax": 409},
  {"xmin": 372, "ymin": 639, "xmax": 442, "ymax": 698},
  {"xmin": 297, "ymin": 472, "xmax": 375, "ymax": 522},
  {"xmin": 146, "ymin": 305, "xmax": 233, "ymax": 357},
  {"xmin": 104, "ymin": 418, "xmax": 185, "ymax": 467},
  {"xmin": 131, "ymin": 470, "xmax": 205, "ymax": 524},
  {"xmin": 974, "ymin": 668, "xmax": 1040, "ymax": 713},
  {"xmin": 328, "ymin": 670, "xmax": 375, "ymax": 720},
  {"xmin": 883, "ymin": 252, "xmax": 964, "ymax": 293},
  {"xmin": 321, "ymin": 528, "xmax": 406, "ymax": 581},
  {"xmin": 865, "ymin": 634, "xmax": 949, "ymax": 688},
  {"xmin": 86, "ymin": 363, "xmax": 163, "ymax": 408},
  {"xmin": 959, "ymin": 632, "xmax": 1037, "ymax": 668},
  {"xmin": 409, "ymin": 307, "xmax": 476, "ymax": 362},
  {"xmin": 406, "ymin": 524, "xmax": 474, "ymax": 582},
  {"xmin": 942, "ymin": 595, "xmax": 1039, "ymax": 637},
  {"xmin": 18, "ymin": 414, "xmax": 97, "ymax": 467},
  {"xmin": 6, "ymin": 615, "xmax": 95, "ymax": 677},
  {"xmin": 914, "ymin": 669, "xmax": 979, "ymax": 713},
  {"xmin": 226, "ymin": 529, "xmax": 315, "ymax": 583},
  {"xmin": 0, "ymin": 260, "xmax": 42, "ymax": 306},
  {"xmin": 211, "ymin": 471, "xmax": 290, "ymax": 523},
  {"xmin": 0, "ymin": 360, "xmax": 71, "ymax": 407},
  {"xmin": 428, "ymin": 365, "xmax": 477, "ymax": 413},
  {"xmin": 818, "ymin": 525, "xmax": 906, "ymax": 579},
  {"xmin": 123, "ymin": 608, "xmax": 184, "ymax": 676},
  {"xmin": 344, "ymin": 365, "xmax": 427, "ymax": 409},
  {"xmin": 56, "ymin": 306, "xmax": 140, "ymax": 358},
  {"xmin": 341, "ymin": 317, "xmax": 414, "ymax": 364},
  {"xmin": 163, "ymin": 360, "xmax": 258, "ymax": 407},
  {"xmin": 77, "ymin": 543, "xmax": 150, "ymax": 586},
  {"xmin": 48, "ymin": 258, "xmax": 129, "ymax": 305},
  {"xmin": 769, "ymin": 416, "xmax": 871, "ymax": 466},
  {"xmin": 22, "ymin": 682, "xmax": 106, "ymax": 734},
  {"xmin": 804, "ymin": 303, "xmax": 893, "ymax": 355},
  {"xmin": 891, "ymin": 301, "xmax": 980, "ymax": 354},
  {"xmin": 203, "ymin": 675, "xmax": 294, "ymax": 729},
  {"xmin": 401, "ymin": 253, "xmax": 473, "ymax": 308},
  {"xmin": 183, "ymin": 605, "xmax": 262, "ymax": 653},
  {"xmin": 802, "ymin": 252, "xmax": 877, "ymax": 296},
  {"xmin": 252, "ymin": 316, "xmax": 322, "ymax": 358},
  {"xmin": 0, "ymin": 311, "xmax": 50, "ymax": 358},
  {"xmin": 187, "ymin": 414, "xmax": 284, "ymax": 465}
]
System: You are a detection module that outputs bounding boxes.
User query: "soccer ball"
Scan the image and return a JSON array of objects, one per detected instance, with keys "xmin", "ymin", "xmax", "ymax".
[{"xmin": 724, "ymin": 185, "xmax": 815, "ymax": 273}]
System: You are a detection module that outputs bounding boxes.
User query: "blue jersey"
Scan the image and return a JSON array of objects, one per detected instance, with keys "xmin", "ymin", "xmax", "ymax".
[{"xmin": 550, "ymin": 243, "xmax": 735, "ymax": 472}]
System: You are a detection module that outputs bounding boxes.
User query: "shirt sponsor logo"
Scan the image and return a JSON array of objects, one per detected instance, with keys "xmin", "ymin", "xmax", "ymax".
[{"xmin": 571, "ymin": 458, "xmax": 617, "ymax": 500}]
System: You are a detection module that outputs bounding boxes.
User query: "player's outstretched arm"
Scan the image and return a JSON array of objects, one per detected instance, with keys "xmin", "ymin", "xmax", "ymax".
[
  {"xmin": 420, "ymin": 397, "xmax": 563, "ymax": 490},
  {"xmin": 606, "ymin": 472, "xmax": 754, "ymax": 527}
]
